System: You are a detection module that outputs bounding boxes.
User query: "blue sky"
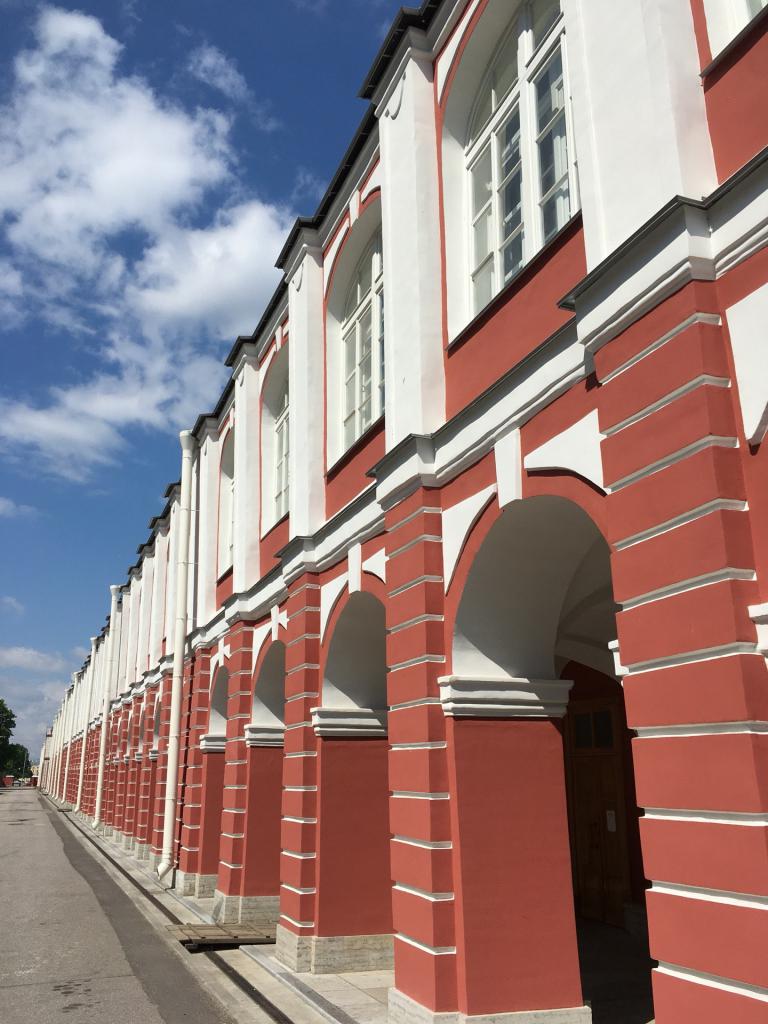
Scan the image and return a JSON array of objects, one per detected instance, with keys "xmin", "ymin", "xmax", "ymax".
[{"xmin": 0, "ymin": 0, "xmax": 404, "ymax": 755}]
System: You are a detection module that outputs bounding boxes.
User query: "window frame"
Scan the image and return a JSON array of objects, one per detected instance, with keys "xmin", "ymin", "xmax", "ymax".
[
  {"xmin": 703, "ymin": 0, "xmax": 767, "ymax": 56},
  {"xmin": 217, "ymin": 429, "xmax": 235, "ymax": 578},
  {"xmin": 273, "ymin": 379, "xmax": 290, "ymax": 523},
  {"xmin": 464, "ymin": 2, "xmax": 578, "ymax": 317},
  {"xmin": 340, "ymin": 231, "xmax": 385, "ymax": 454}
]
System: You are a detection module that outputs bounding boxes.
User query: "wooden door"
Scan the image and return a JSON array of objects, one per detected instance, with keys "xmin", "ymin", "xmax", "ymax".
[{"xmin": 565, "ymin": 701, "xmax": 631, "ymax": 925}]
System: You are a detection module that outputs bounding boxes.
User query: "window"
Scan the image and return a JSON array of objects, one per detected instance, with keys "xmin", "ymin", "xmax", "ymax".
[
  {"xmin": 341, "ymin": 231, "xmax": 385, "ymax": 451},
  {"xmin": 218, "ymin": 430, "xmax": 235, "ymax": 576},
  {"xmin": 273, "ymin": 378, "xmax": 289, "ymax": 521},
  {"xmin": 703, "ymin": 0, "xmax": 767, "ymax": 54},
  {"xmin": 466, "ymin": 0, "xmax": 574, "ymax": 315}
]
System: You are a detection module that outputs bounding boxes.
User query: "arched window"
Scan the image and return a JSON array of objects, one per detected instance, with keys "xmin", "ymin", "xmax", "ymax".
[
  {"xmin": 261, "ymin": 346, "xmax": 290, "ymax": 532},
  {"xmin": 274, "ymin": 376, "xmax": 289, "ymax": 521},
  {"xmin": 466, "ymin": 0, "xmax": 573, "ymax": 314},
  {"xmin": 341, "ymin": 230, "xmax": 384, "ymax": 451},
  {"xmin": 218, "ymin": 429, "xmax": 235, "ymax": 576}
]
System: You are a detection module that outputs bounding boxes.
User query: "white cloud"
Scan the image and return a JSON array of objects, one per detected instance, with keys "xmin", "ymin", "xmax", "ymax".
[
  {"xmin": 0, "ymin": 597, "xmax": 24, "ymax": 614},
  {"xmin": 0, "ymin": 496, "xmax": 36, "ymax": 517},
  {"xmin": 0, "ymin": 8, "xmax": 292, "ymax": 481},
  {"xmin": 188, "ymin": 43, "xmax": 248, "ymax": 101},
  {"xmin": 0, "ymin": 646, "xmax": 66, "ymax": 673}
]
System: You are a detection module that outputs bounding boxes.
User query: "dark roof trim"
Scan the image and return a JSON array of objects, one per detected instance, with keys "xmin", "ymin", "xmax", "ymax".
[
  {"xmin": 359, "ymin": 1, "xmax": 441, "ymax": 100},
  {"xmin": 276, "ymin": 105, "xmax": 379, "ymax": 271},
  {"xmin": 225, "ymin": 279, "xmax": 289, "ymax": 368},
  {"xmin": 191, "ymin": 375, "xmax": 235, "ymax": 440}
]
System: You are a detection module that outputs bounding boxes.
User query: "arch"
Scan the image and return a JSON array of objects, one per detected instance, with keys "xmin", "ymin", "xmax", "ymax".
[
  {"xmin": 137, "ymin": 705, "xmax": 146, "ymax": 753},
  {"xmin": 249, "ymin": 641, "xmax": 286, "ymax": 746},
  {"xmin": 451, "ymin": 495, "xmax": 615, "ymax": 682},
  {"xmin": 151, "ymin": 693, "xmax": 162, "ymax": 750},
  {"xmin": 326, "ymin": 198, "xmax": 384, "ymax": 464},
  {"xmin": 207, "ymin": 666, "xmax": 229, "ymax": 739},
  {"xmin": 322, "ymin": 591, "xmax": 387, "ymax": 712},
  {"xmin": 217, "ymin": 428, "xmax": 235, "ymax": 577},
  {"xmin": 261, "ymin": 346, "xmax": 290, "ymax": 532}
]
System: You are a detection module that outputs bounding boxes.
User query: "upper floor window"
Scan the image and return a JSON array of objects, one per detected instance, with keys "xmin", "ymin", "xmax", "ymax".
[
  {"xmin": 274, "ymin": 377, "xmax": 289, "ymax": 521},
  {"xmin": 217, "ymin": 429, "xmax": 235, "ymax": 576},
  {"xmin": 703, "ymin": 0, "xmax": 767, "ymax": 55},
  {"xmin": 342, "ymin": 231, "xmax": 384, "ymax": 451},
  {"xmin": 261, "ymin": 344, "xmax": 289, "ymax": 533},
  {"xmin": 467, "ymin": 0, "xmax": 574, "ymax": 314}
]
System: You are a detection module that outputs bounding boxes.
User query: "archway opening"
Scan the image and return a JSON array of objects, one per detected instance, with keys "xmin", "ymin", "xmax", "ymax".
[
  {"xmin": 194, "ymin": 665, "xmax": 228, "ymax": 898},
  {"xmin": 452, "ymin": 495, "xmax": 653, "ymax": 1023},
  {"xmin": 313, "ymin": 591, "xmax": 392, "ymax": 967},
  {"xmin": 239, "ymin": 642, "xmax": 286, "ymax": 927}
]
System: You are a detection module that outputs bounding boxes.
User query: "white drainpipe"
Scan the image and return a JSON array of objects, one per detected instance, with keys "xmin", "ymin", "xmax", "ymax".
[
  {"xmin": 93, "ymin": 586, "xmax": 121, "ymax": 828},
  {"xmin": 74, "ymin": 637, "xmax": 98, "ymax": 813},
  {"xmin": 61, "ymin": 677, "xmax": 77, "ymax": 804},
  {"xmin": 157, "ymin": 430, "xmax": 196, "ymax": 880}
]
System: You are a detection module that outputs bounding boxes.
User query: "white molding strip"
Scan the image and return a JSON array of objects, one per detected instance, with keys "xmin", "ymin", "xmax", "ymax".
[
  {"xmin": 635, "ymin": 721, "xmax": 768, "ymax": 739},
  {"xmin": 621, "ymin": 568, "xmax": 755, "ymax": 610},
  {"xmin": 652, "ymin": 881, "xmax": 768, "ymax": 911},
  {"xmin": 603, "ymin": 375, "xmax": 730, "ymax": 436},
  {"xmin": 599, "ymin": 313, "xmax": 722, "ymax": 385},
  {"xmin": 614, "ymin": 499, "xmax": 748, "ymax": 550},
  {"xmin": 656, "ymin": 961, "xmax": 768, "ymax": 1004}
]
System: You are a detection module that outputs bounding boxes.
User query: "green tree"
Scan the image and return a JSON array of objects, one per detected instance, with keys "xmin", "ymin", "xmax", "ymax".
[
  {"xmin": 5, "ymin": 743, "xmax": 29, "ymax": 779},
  {"xmin": 0, "ymin": 698, "xmax": 16, "ymax": 772}
]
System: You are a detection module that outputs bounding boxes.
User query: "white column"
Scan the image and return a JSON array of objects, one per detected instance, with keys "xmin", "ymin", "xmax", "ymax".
[
  {"xmin": 378, "ymin": 48, "xmax": 446, "ymax": 447},
  {"xmin": 196, "ymin": 431, "xmax": 219, "ymax": 626},
  {"xmin": 75, "ymin": 637, "xmax": 98, "ymax": 812},
  {"xmin": 149, "ymin": 528, "xmax": 168, "ymax": 668},
  {"xmin": 61, "ymin": 677, "xmax": 77, "ymax": 804},
  {"xmin": 126, "ymin": 573, "xmax": 142, "ymax": 687},
  {"xmin": 165, "ymin": 498, "xmax": 179, "ymax": 658},
  {"xmin": 137, "ymin": 552, "xmax": 155, "ymax": 679},
  {"xmin": 233, "ymin": 353, "xmax": 261, "ymax": 593},
  {"xmin": 288, "ymin": 244, "xmax": 325, "ymax": 537},
  {"xmin": 562, "ymin": 0, "xmax": 716, "ymax": 268},
  {"xmin": 94, "ymin": 586, "xmax": 121, "ymax": 827}
]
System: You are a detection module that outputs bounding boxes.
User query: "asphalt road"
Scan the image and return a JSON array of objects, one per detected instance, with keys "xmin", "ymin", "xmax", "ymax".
[{"xmin": 0, "ymin": 787, "xmax": 234, "ymax": 1024}]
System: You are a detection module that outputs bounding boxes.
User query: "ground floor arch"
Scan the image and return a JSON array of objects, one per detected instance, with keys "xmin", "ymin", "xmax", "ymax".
[{"xmin": 443, "ymin": 494, "xmax": 654, "ymax": 1023}]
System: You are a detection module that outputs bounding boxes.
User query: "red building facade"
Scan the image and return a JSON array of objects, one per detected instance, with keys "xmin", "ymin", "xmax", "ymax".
[{"xmin": 41, "ymin": 2, "xmax": 768, "ymax": 1022}]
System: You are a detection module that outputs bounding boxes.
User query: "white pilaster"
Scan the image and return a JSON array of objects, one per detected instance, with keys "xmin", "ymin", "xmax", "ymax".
[
  {"xmin": 233, "ymin": 354, "xmax": 262, "ymax": 592},
  {"xmin": 378, "ymin": 47, "xmax": 446, "ymax": 447},
  {"xmin": 288, "ymin": 245, "xmax": 325, "ymax": 538}
]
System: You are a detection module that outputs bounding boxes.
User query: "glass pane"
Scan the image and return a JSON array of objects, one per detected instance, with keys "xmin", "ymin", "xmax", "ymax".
[
  {"xmin": 344, "ymin": 331, "xmax": 355, "ymax": 375},
  {"xmin": 360, "ymin": 352, "xmax": 372, "ymax": 387},
  {"xmin": 469, "ymin": 82, "xmax": 493, "ymax": 143},
  {"xmin": 541, "ymin": 180, "xmax": 570, "ymax": 240},
  {"xmin": 360, "ymin": 398, "xmax": 372, "ymax": 431},
  {"xmin": 473, "ymin": 209, "xmax": 493, "ymax": 267},
  {"xmin": 359, "ymin": 246, "xmax": 373, "ymax": 299},
  {"xmin": 593, "ymin": 710, "xmax": 614, "ymax": 750},
  {"xmin": 344, "ymin": 281, "xmax": 358, "ymax": 320},
  {"xmin": 493, "ymin": 28, "xmax": 519, "ymax": 104},
  {"xmin": 472, "ymin": 260, "xmax": 494, "ymax": 313},
  {"xmin": 501, "ymin": 173, "xmax": 522, "ymax": 240},
  {"xmin": 500, "ymin": 111, "xmax": 521, "ymax": 181},
  {"xmin": 536, "ymin": 50, "xmax": 564, "ymax": 133},
  {"xmin": 539, "ymin": 113, "xmax": 568, "ymax": 195},
  {"xmin": 344, "ymin": 416, "xmax": 356, "ymax": 449},
  {"xmin": 532, "ymin": 0, "xmax": 560, "ymax": 48},
  {"xmin": 344, "ymin": 376, "xmax": 356, "ymax": 417},
  {"xmin": 360, "ymin": 307, "xmax": 372, "ymax": 359},
  {"xmin": 471, "ymin": 146, "xmax": 493, "ymax": 217},
  {"xmin": 502, "ymin": 233, "xmax": 523, "ymax": 282},
  {"xmin": 574, "ymin": 713, "xmax": 592, "ymax": 750}
]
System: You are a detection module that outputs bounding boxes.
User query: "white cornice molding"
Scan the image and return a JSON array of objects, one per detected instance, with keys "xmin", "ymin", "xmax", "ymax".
[
  {"xmin": 311, "ymin": 707, "xmax": 388, "ymax": 738},
  {"xmin": 244, "ymin": 723, "xmax": 285, "ymax": 748},
  {"xmin": 148, "ymin": 749, "xmax": 159, "ymax": 761},
  {"xmin": 200, "ymin": 733, "xmax": 226, "ymax": 754},
  {"xmin": 438, "ymin": 675, "xmax": 574, "ymax": 719}
]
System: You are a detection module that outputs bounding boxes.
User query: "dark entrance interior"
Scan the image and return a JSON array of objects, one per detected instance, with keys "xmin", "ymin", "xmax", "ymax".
[{"xmin": 563, "ymin": 661, "xmax": 655, "ymax": 1024}]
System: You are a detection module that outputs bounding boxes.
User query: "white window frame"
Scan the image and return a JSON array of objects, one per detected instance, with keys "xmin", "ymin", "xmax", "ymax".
[
  {"xmin": 273, "ymin": 381, "xmax": 289, "ymax": 522},
  {"xmin": 341, "ymin": 232, "xmax": 385, "ymax": 453},
  {"xmin": 703, "ymin": 0, "xmax": 767, "ymax": 56},
  {"xmin": 465, "ymin": 2, "xmax": 578, "ymax": 316},
  {"xmin": 217, "ymin": 431, "xmax": 235, "ymax": 577}
]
